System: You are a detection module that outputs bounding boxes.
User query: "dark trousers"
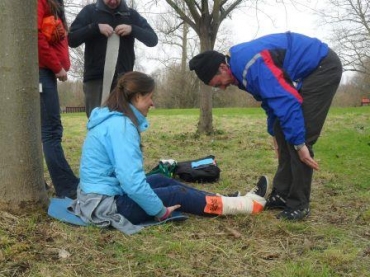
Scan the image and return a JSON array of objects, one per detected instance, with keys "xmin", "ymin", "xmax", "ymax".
[
  {"xmin": 83, "ymin": 79, "xmax": 103, "ymax": 118},
  {"xmin": 115, "ymin": 174, "xmax": 214, "ymax": 224},
  {"xmin": 273, "ymin": 49, "xmax": 342, "ymax": 210},
  {"xmin": 83, "ymin": 76, "xmax": 118, "ymax": 118},
  {"xmin": 39, "ymin": 69, "xmax": 79, "ymax": 198}
]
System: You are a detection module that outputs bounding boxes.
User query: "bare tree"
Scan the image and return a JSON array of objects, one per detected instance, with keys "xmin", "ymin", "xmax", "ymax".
[
  {"xmin": 157, "ymin": 0, "xmax": 246, "ymax": 133},
  {"xmin": 154, "ymin": 64, "xmax": 199, "ymax": 108},
  {"xmin": 0, "ymin": 0, "xmax": 48, "ymax": 210},
  {"xmin": 332, "ymin": 69, "xmax": 370, "ymax": 107},
  {"xmin": 318, "ymin": 0, "xmax": 370, "ymax": 75},
  {"xmin": 150, "ymin": 2, "xmax": 201, "ymax": 108}
]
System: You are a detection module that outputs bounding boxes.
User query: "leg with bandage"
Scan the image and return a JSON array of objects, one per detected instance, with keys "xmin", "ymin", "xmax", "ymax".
[{"xmin": 204, "ymin": 191, "xmax": 266, "ymax": 215}]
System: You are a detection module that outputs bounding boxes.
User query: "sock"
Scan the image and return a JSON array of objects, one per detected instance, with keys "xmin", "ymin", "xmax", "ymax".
[{"xmin": 204, "ymin": 194, "xmax": 266, "ymax": 215}]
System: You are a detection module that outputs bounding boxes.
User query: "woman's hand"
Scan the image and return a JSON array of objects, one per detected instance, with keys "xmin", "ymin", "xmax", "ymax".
[
  {"xmin": 56, "ymin": 68, "xmax": 67, "ymax": 82},
  {"xmin": 157, "ymin": 205, "xmax": 181, "ymax": 221},
  {"xmin": 297, "ymin": 145, "xmax": 319, "ymax": 170}
]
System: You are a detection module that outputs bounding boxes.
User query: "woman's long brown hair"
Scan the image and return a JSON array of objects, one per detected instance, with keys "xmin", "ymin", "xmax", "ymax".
[
  {"xmin": 47, "ymin": 0, "xmax": 68, "ymax": 30},
  {"xmin": 103, "ymin": 71, "xmax": 155, "ymax": 129}
]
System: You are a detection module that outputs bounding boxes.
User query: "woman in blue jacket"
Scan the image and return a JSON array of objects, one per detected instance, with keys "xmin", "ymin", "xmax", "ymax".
[
  {"xmin": 189, "ymin": 32, "xmax": 343, "ymax": 220},
  {"xmin": 70, "ymin": 71, "xmax": 268, "ymax": 235}
]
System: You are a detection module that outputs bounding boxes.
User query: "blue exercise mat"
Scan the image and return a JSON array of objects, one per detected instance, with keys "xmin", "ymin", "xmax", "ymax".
[
  {"xmin": 48, "ymin": 197, "xmax": 188, "ymax": 227},
  {"xmin": 48, "ymin": 198, "xmax": 88, "ymax": 226}
]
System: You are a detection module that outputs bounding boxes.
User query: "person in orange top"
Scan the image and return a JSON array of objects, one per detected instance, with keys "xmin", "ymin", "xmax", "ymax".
[{"xmin": 38, "ymin": 0, "xmax": 79, "ymax": 198}]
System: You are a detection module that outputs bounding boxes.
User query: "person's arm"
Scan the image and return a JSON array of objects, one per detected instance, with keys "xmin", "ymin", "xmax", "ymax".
[
  {"xmin": 38, "ymin": 0, "xmax": 63, "ymax": 73},
  {"xmin": 248, "ymin": 51, "xmax": 319, "ymax": 170},
  {"xmin": 55, "ymin": 68, "xmax": 68, "ymax": 82},
  {"xmin": 68, "ymin": 6, "xmax": 101, "ymax": 48},
  {"xmin": 156, "ymin": 205, "xmax": 181, "ymax": 221},
  {"xmin": 261, "ymin": 100, "xmax": 276, "ymax": 138},
  {"xmin": 297, "ymin": 145, "xmax": 319, "ymax": 170},
  {"xmin": 248, "ymin": 50, "xmax": 305, "ymax": 146},
  {"xmin": 109, "ymin": 121, "xmax": 166, "ymax": 217},
  {"xmin": 127, "ymin": 9, "xmax": 158, "ymax": 47}
]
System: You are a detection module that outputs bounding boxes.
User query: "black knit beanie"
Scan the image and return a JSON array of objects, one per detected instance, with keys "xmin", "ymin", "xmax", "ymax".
[{"xmin": 189, "ymin": 50, "xmax": 225, "ymax": 84}]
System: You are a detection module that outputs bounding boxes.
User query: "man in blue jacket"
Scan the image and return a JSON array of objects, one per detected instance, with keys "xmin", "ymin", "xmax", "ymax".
[
  {"xmin": 189, "ymin": 32, "xmax": 342, "ymax": 220},
  {"xmin": 68, "ymin": 0, "xmax": 158, "ymax": 117}
]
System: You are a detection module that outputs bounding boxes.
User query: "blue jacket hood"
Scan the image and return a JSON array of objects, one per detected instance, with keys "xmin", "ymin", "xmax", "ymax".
[{"xmin": 87, "ymin": 105, "xmax": 149, "ymax": 133}]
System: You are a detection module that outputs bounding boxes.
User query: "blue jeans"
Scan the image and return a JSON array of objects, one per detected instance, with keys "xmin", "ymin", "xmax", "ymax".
[
  {"xmin": 39, "ymin": 69, "xmax": 79, "ymax": 198},
  {"xmin": 116, "ymin": 174, "xmax": 215, "ymax": 224}
]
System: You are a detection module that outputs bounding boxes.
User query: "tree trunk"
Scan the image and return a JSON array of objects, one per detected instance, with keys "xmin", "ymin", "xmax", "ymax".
[
  {"xmin": 164, "ymin": 0, "xmax": 244, "ymax": 133},
  {"xmin": 198, "ymin": 30, "xmax": 216, "ymax": 134},
  {"xmin": 198, "ymin": 83, "xmax": 214, "ymax": 134},
  {"xmin": 0, "ymin": 0, "xmax": 48, "ymax": 210},
  {"xmin": 181, "ymin": 22, "xmax": 188, "ymax": 73}
]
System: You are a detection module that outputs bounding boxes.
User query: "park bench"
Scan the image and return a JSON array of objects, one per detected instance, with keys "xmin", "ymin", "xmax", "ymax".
[
  {"xmin": 65, "ymin": 106, "xmax": 86, "ymax": 113},
  {"xmin": 361, "ymin": 98, "xmax": 370, "ymax": 106}
]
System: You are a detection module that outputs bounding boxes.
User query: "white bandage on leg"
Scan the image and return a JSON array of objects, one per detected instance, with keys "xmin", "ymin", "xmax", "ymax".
[
  {"xmin": 245, "ymin": 192, "xmax": 267, "ymax": 206},
  {"xmin": 221, "ymin": 194, "xmax": 266, "ymax": 215}
]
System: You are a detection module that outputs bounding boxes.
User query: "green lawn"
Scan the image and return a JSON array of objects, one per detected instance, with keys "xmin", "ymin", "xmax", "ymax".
[{"xmin": 1, "ymin": 107, "xmax": 369, "ymax": 277}]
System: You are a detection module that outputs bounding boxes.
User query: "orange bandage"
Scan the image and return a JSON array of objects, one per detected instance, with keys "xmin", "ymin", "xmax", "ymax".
[
  {"xmin": 252, "ymin": 200, "xmax": 264, "ymax": 214},
  {"xmin": 204, "ymin": 196, "xmax": 223, "ymax": 215}
]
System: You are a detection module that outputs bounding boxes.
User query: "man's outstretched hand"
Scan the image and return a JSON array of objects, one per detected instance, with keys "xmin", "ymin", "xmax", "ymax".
[{"xmin": 298, "ymin": 145, "xmax": 319, "ymax": 170}]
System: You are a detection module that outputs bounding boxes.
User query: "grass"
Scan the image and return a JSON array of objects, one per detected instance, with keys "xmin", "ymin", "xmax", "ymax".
[{"xmin": 1, "ymin": 107, "xmax": 370, "ymax": 277}]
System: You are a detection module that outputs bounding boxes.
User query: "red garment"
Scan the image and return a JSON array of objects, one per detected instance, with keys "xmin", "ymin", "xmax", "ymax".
[{"xmin": 38, "ymin": 0, "xmax": 70, "ymax": 73}]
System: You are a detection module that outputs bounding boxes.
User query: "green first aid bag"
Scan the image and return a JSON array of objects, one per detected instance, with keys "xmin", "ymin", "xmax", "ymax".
[
  {"xmin": 146, "ymin": 160, "xmax": 177, "ymax": 178},
  {"xmin": 146, "ymin": 156, "xmax": 221, "ymax": 183}
]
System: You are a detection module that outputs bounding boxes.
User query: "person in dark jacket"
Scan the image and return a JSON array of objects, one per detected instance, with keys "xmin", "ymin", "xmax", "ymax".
[
  {"xmin": 68, "ymin": 0, "xmax": 158, "ymax": 117},
  {"xmin": 189, "ymin": 32, "xmax": 343, "ymax": 220}
]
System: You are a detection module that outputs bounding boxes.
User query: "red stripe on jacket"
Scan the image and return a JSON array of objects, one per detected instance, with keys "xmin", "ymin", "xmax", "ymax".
[{"xmin": 260, "ymin": 50, "xmax": 303, "ymax": 103}]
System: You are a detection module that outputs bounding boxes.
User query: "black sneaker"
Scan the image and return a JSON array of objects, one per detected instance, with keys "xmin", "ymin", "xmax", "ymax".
[
  {"xmin": 265, "ymin": 190, "xmax": 287, "ymax": 210},
  {"xmin": 276, "ymin": 207, "xmax": 310, "ymax": 220},
  {"xmin": 248, "ymin": 175, "xmax": 269, "ymax": 198}
]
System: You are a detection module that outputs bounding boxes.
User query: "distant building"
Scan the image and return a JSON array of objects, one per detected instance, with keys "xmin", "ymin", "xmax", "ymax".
[{"xmin": 361, "ymin": 97, "xmax": 370, "ymax": 106}]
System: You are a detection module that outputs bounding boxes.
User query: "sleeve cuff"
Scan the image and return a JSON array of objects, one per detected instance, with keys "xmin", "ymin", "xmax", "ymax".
[{"xmin": 155, "ymin": 206, "xmax": 167, "ymax": 219}]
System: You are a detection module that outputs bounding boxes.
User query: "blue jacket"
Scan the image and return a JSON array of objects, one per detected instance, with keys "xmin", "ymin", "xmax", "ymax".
[
  {"xmin": 229, "ymin": 32, "xmax": 328, "ymax": 145},
  {"xmin": 79, "ymin": 106, "xmax": 165, "ymax": 217}
]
